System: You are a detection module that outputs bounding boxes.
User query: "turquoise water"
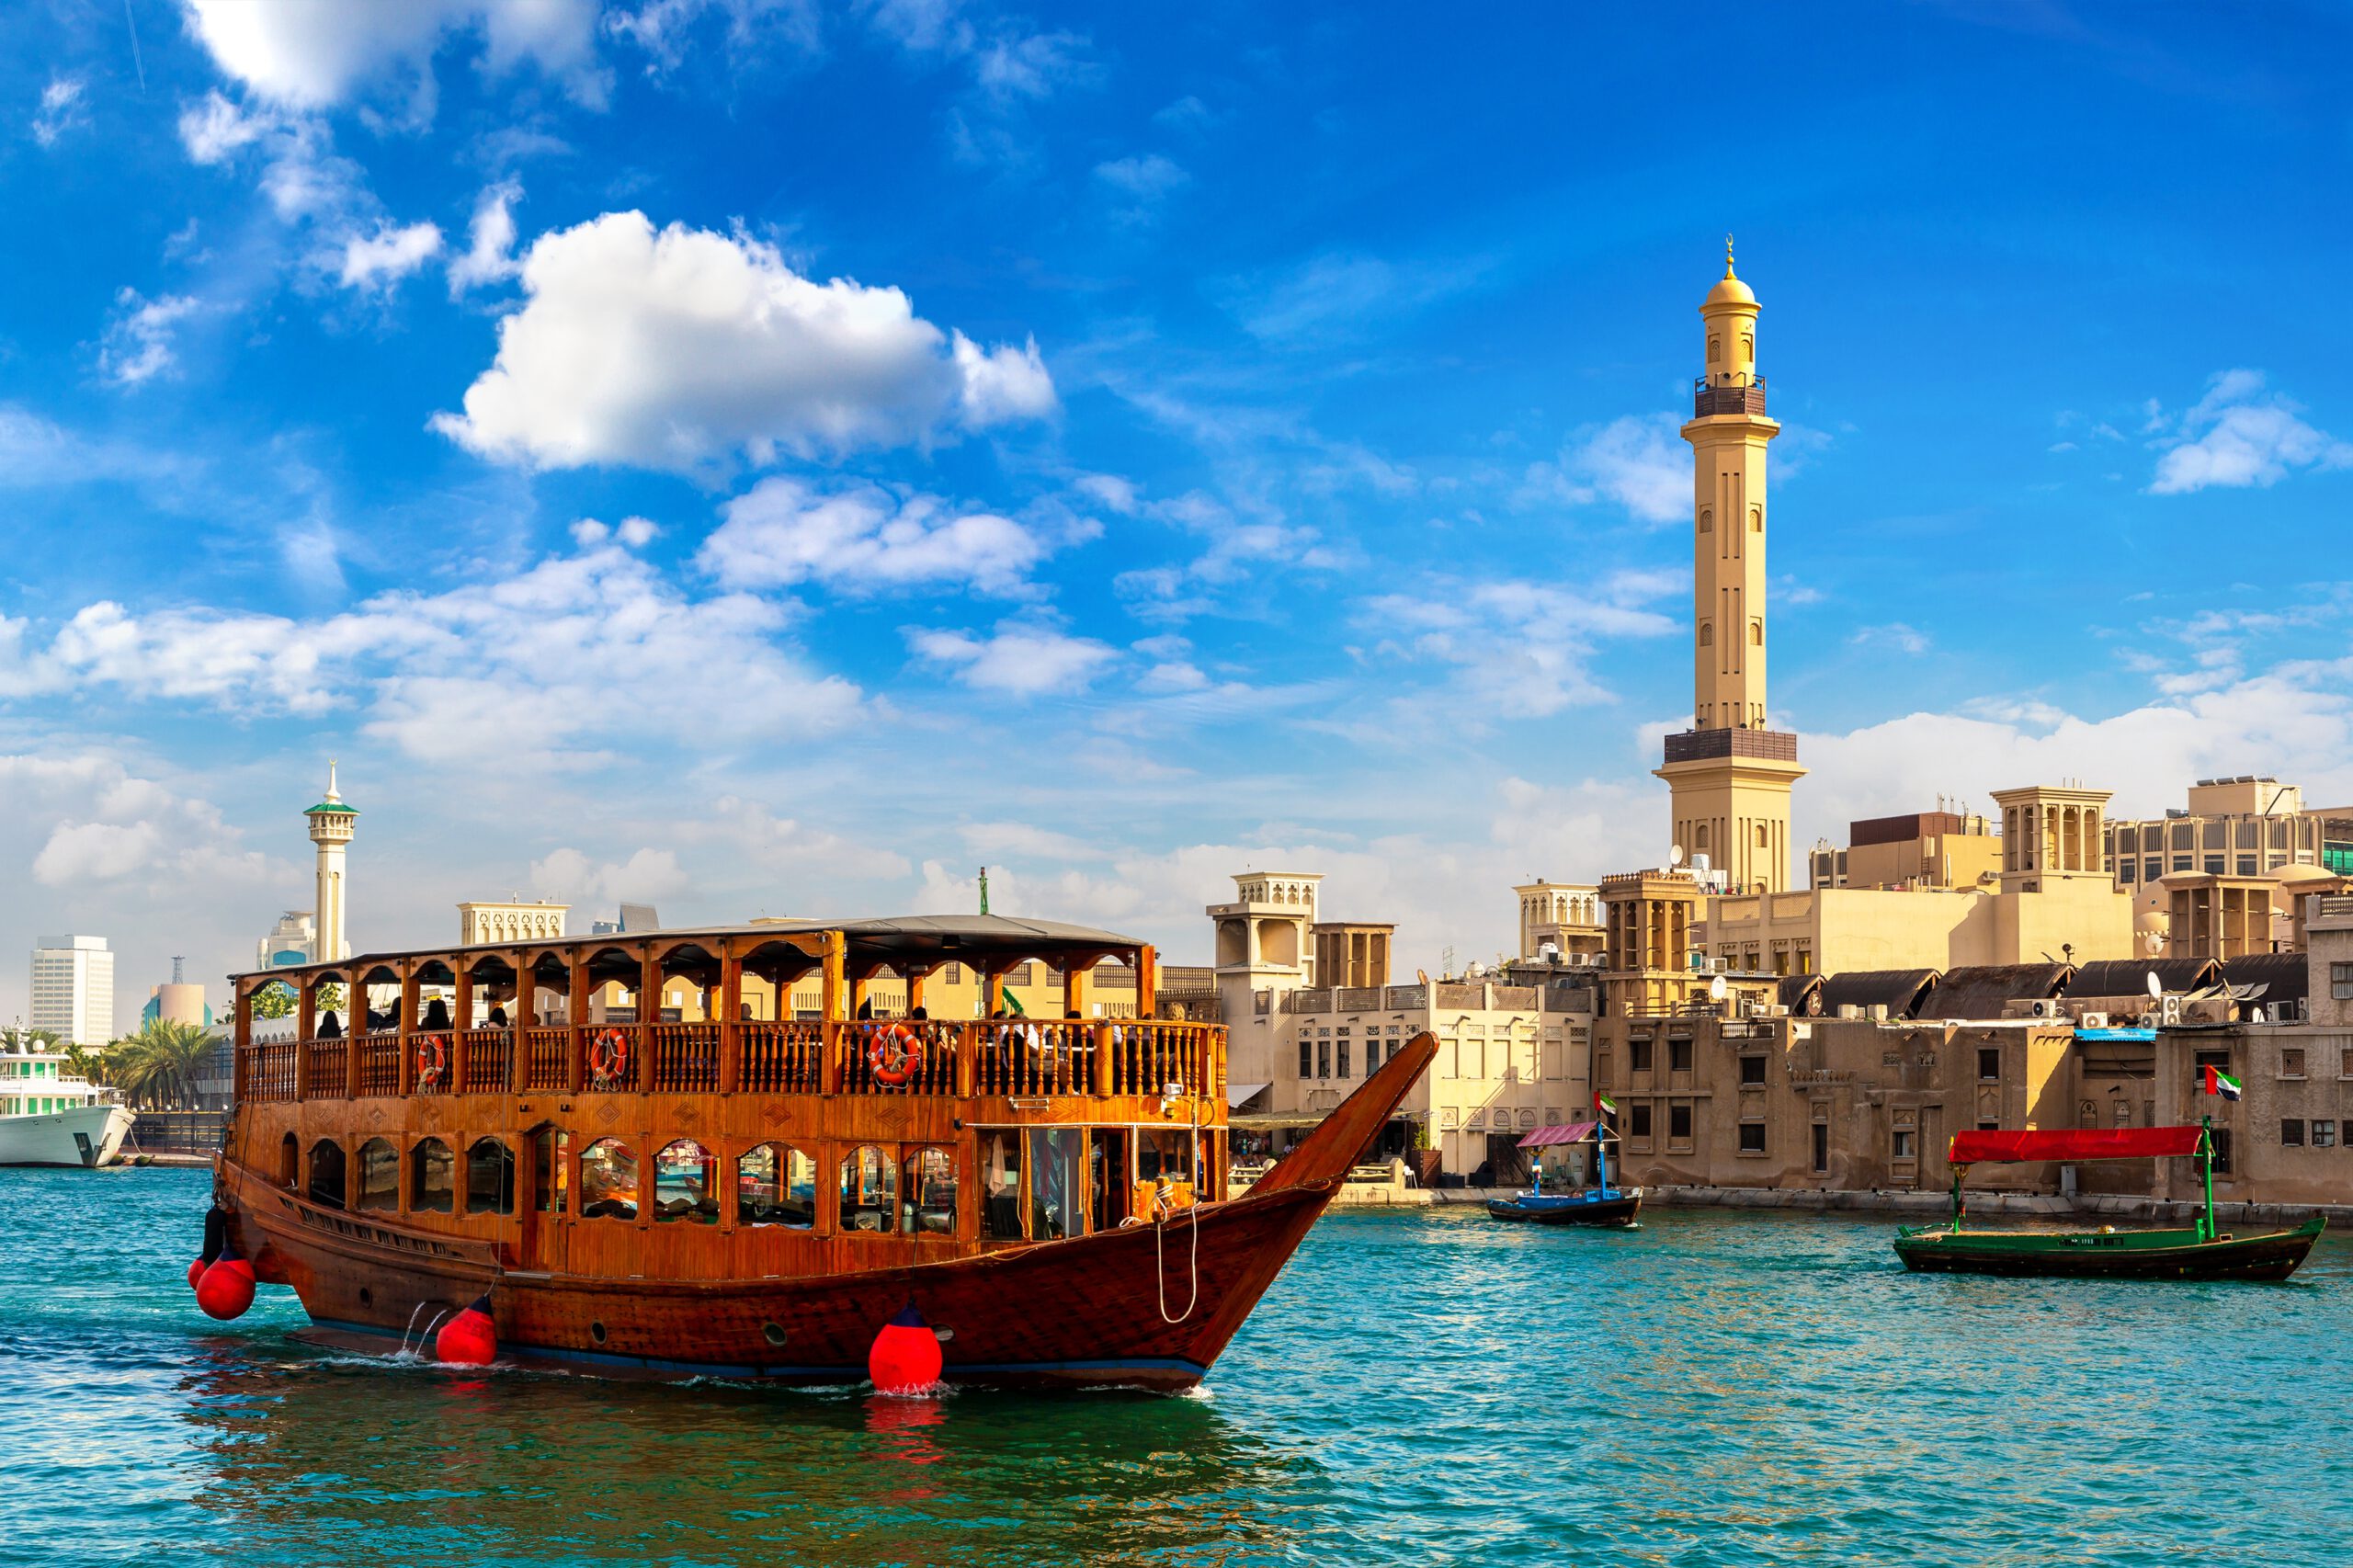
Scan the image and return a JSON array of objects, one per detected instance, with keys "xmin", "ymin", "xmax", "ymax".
[{"xmin": 5, "ymin": 1167, "xmax": 2351, "ymax": 1565}]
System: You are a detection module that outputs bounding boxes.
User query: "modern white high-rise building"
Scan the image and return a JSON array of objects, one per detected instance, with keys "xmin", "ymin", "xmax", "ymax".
[{"xmin": 30, "ymin": 934, "xmax": 115, "ymax": 1045}]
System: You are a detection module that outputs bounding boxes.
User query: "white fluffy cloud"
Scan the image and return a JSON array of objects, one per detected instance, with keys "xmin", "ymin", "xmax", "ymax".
[
  {"xmin": 181, "ymin": 0, "xmax": 604, "ymax": 110},
  {"xmin": 448, "ymin": 179, "xmax": 523, "ymax": 294},
  {"xmin": 432, "ymin": 211, "xmax": 1057, "ymax": 473},
  {"xmin": 32, "ymin": 75, "xmax": 88, "ymax": 147},
  {"xmin": 1360, "ymin": 570, "xmax": 1681, "ymax": 718},
  {"xmin": 529, "ymin": 845, "xmax": 692, "ymax": 906},
  {"xmin": 698, "ymin": 475, "xmax": 1054, "ymax": 596},
  {"xmin": 2148, "ymin": 369, "xmax": 2352, "ymax": 494},
  {"xmin": 97, "ymin": 290, "xmax": 202, "ymax": 386},
  {"xmin": 339, "ymin": 220, "xmax": 444, "ymax": 291},
  {"xmin": 5, "ymin": 529, "xmax": 860, "ymax": 767},
  {"xmin": 906, "ymin": 620, "xmax": 1118, "ymax": 695},
  {"xmin": 1519, "ymin": 413, "xmax": 1689, "ymax": 523}
]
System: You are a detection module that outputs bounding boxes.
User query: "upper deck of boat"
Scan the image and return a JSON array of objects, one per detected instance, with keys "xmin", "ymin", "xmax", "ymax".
[{"xmin": 230, "ymin": 914, "xmax": 1224, "ymax": 1112}]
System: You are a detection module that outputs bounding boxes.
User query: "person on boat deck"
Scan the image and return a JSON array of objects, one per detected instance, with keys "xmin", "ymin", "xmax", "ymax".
[
  {"xmin": 318, "ymin": 1010, "xmax": 343, "ymax": 1039},
  {"xmin": 856, "ymin": 997, "xmax": 873, "ymax": 1020},
  {"xmin": 421, "ymin": 998, "xmax": 451, "ymax": 1030},
  {"xmin": 487, "ymin": 1006, "xmax": 507, "ymax": 1028}
]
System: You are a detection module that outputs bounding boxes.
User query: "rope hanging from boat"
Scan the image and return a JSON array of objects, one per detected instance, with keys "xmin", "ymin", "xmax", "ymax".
[
  {"xmin": 414, "ymin": 1033, "xmax": 447, "ymax": 1087},
  {"xmin": 868, "ymin": 1024, "xmax": 923, "ymax": 1086},
  {"xmin": 1153, "ymin": 1178, "xmax": 1199, "ymax": 1324}
]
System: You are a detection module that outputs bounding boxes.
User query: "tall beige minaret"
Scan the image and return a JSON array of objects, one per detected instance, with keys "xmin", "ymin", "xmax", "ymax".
[
  {"xmin": 305, "ymin": 760, "xmax": 358, "ymax": 961},
  {"xmin": 1654, "ymin": 240, "xmax": 1805, "ymax": 894}
]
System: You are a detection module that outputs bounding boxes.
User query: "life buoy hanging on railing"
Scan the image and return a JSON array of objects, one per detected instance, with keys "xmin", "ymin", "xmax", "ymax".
[
  {"xmin": 588, "ymin": 1028, "xmax": 631, "ymax": 1085},
  {"xmin": 414, "ymin": 1033, "xmax": 448, "ymax": 1086},
  {"xmin": 869, "ymin": 1024, "xmax": 923, "ymax": 1086}
]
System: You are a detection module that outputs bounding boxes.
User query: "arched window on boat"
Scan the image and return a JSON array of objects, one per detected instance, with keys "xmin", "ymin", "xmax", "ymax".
[
  {"xmin": 307, "ymin": 1139, "xmax": 347, "ymax": 1210},
  {"xmin": 737, "ymin": 1143, "xmax": 817, "ymax": 1229},
  {"xmin": 530, "ymin": 1125, "xmax": 569, "ymax": 1214},
  {"xmin": 580, "ymin": 1137, "xmax": 639, "ymax": 1220},
  {"xmin": 839, "ymin": 1145, "xmax": 899, "ymax": 1234},
  {"xmin": 278, "ymin": 1131, "xmax": 299, "ymax": 1187},
  {"xmin": 1026, "ymin": 1128, "xmax": 1087, "ymax": 1241},
  {"xmin": 356, "ymin": 1137, "xmax": 398, "ymax": 1211},
  {"xmin": 904, "ymin": 1146, "xmax": 957, "ymax": 1235},
  {"xmin": 654, "ymin": 1139, "xmax": 719, "ymax": 1224},
  {"xmin": 980, "ymin": 1131, "xmax": 1022, "ymax": 1240},
  {"xmin": 466, "ymin": 1138, "xmax": 516, "ymax": 1215},
  {"xmin": 411, "ymin": 1137, "xmax": 455, "ymax": 1214}
]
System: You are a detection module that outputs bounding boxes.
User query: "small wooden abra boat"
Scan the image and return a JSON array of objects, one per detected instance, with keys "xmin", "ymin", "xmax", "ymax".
[
  {"xmin": 1893, "ymin": 1121, "xmax": 2324, "ymax": 1282},
  {"xmin": 210, "ymin": 916, "xmax": 1438, "ymax": 1390},
  {"xmin": 1485, "ymin": 1119, "xmax": 1642, "ymax": 1228}
]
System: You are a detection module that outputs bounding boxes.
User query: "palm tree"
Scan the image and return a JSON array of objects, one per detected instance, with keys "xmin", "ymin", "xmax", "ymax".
[
  {"xmin": 0, "ymin": 1023, "xmax": 63, "ymax": 1054},
  {"xmin": 112, "ymin": 1018, "xmax": 219, "ymax": 1109}
]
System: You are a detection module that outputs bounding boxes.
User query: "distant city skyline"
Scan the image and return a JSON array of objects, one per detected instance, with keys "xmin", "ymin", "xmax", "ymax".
[{"xmin": 2, "ymin": 5, "xmax": 2348, "ymax": 1023}]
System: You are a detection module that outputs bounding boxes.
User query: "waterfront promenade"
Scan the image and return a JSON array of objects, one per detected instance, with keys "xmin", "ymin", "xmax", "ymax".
[{"xmin": 6, "ymin": 1164, "xmax": 2352, "ymax": 1564}]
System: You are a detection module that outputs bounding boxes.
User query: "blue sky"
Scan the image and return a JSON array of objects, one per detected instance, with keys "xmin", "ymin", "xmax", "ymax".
[{"xmin": 4, "ymin": 1, "xmax": 2350, "ymax": 1028}]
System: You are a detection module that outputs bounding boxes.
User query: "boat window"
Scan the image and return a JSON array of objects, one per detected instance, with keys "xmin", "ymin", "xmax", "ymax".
[
  {"xmin": 980, "ymin": 1131, "xmax": 1022, "ymax": 1240},
  {"xmin": 738, "ymin": 1143, "xmax": 817, "ymax": 1228},
  {"xmin": 905, "ymin": 1146, "xmax": 957, "ymax": 1235},
  {"xmin": 411, "ymin": 1138, "xmax": 455, "ymax": 1213},
  {"xmin": 356, "ymin": 1137, "xmax": 398, "ymax": 1210},
  {"xmin": 654, "ymin": 1139, "xmax": 720, "ymax": 1224},
  {"xmin": 1137, "ymin": 1128, "xmax": 1196, "ymax": 1184},
  {"xmin": 307, "ymin": 1139, "xmax": 347, "ymax": 1209},
  {"xmin": 531, "ymin": 1127, "xmax": 569, "ymax": 1214},
  {"xmin": 840, "ymin": 1145, "xmax": 899, "ymax": 1233},
  {"xmin": 278, "ymin": 1132, "xmax": 299, "ymax": 1187},
  {"xmin": 580, "ymin": 1137, "xmax": 640, "ymax": 1220},
  {"xmin": 466, "ymin": 1138, "xmax": 516, "ymax": 1215},
  {"xmin": 1025, "ymin": 1128, "xmax": 1086, "ymax": 1241}
]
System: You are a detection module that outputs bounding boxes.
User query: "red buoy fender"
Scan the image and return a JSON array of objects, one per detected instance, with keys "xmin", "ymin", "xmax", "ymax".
[
  {"xmin": 196, "ymin": 1252, "xmax": 257, "ymax": 1322},
  {"xmin": 435, "ymin": 1293, "xmax": 497, "ymax": 1367},
  {"xmin": 868, "ymin": 1301, "xmax": 944, "ymax": 1393},
  {"xmin": 187, "ymin": 1257, "xmax": 205, "ymax": 1290}
]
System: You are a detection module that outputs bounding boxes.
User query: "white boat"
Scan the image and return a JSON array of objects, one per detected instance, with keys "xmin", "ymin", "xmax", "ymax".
[{"xmin": 0, "ymin": 1043, "xmax": 134, "ymax": 1166}]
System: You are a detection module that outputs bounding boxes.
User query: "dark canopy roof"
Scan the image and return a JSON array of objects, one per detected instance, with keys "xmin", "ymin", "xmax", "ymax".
[
  {"xmin": 2222, "ymin": 952, "xmax": 2309, "ymax": 1007},
  {"xmin": 1778, "ymin": 973, "xmax": 1824, "ymax": 1016},
  {"xmin": 236, "ymin": 914, "xmax": 1148, "ymax": 984},
  {"xmin": 1932, "ymin": 963, "xmax": 2072, "ymax": 1019},
  {"xmin": 2070, "ymin": 958, "xmax": 2219, "ymax": 998},
  {"xmin": 1819, "ymin": 969, "xmax": 1941, "ymax": 1020}
]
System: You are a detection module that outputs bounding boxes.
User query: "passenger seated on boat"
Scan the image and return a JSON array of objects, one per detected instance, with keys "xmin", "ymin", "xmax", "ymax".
[
  {"xmin": 421, "ymin": 999, "xmax": 451, "ymax": 1030},
  {"xmin": 487, "ymin": 1006, "xmax": 508, "ymax": 1028},
  {"xmin": 318, "ymin": 1011, "xmax": 343, "ymax": 1039}
]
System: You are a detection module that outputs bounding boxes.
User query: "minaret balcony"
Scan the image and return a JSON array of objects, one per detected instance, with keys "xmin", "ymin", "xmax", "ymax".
[{"xmin": 1691, "ymin": 376, "xmax": 1768, "ymax": 418}]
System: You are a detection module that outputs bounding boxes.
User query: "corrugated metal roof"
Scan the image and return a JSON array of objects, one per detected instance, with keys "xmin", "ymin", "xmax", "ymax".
[
  {"xmin": 1819, "ymin": 969, "xmax": 1941, "ymax": 1019},
  {"xmin": 1932, "ymin": 962, "xmax": 2072, "ymax": 1019}
]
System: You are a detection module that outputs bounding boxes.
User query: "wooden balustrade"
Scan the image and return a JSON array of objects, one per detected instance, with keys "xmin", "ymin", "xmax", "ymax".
[
  {"xmin": 302, "ymin": 1040, "xmax": 347, "ymax": 1099},
  {"xmin": 240, "ymin": 1018, "xmax": 1225, "ymax": 1104},
  {"xmin": 355, "ymin": 1031, "xmax": 401, "ymax": 1096},
  {"xmin": 740, "ymin": 1021, "xmax": 823, "ymax": 1093},
  {"xmin": 649, "ymin": 1023, "xmax": 720, "ymax": 1092},
  {"xmin": 524, "ymin": 1028, "xmax": 569, "ymax": 1090}
]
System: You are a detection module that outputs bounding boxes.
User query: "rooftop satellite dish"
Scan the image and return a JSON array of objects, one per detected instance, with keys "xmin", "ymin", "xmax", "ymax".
[
  {"xmin": 1708, "ymin": 974, "xmax": 1728, "ymax": 1002},
  {"xmin": 1416, "ymin": 969, "xmax": 1429, "ymax": 986},
  {"xmin": 2145, "ymin": 971, "xmax": 2163, "ymax": 1000},
  {"xmin": 1669, "ymin": 844, "xmax": 1686, "ymax": 868}
]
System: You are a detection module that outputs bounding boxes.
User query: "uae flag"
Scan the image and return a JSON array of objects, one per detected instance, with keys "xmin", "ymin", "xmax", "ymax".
[
  {"xmin": 1594, "ymin": 1091, "xmax": 1619, "ymax": 1115},
  {"xmin": 2203, "ymin": 1064, "xmax": 2243, "ymax": 1101}
]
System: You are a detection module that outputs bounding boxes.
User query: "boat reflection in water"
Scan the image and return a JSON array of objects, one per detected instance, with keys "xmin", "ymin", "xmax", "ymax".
[{"xmin": 168, "ymin": 1345, "xmax": 1324, "ymax": 1564}]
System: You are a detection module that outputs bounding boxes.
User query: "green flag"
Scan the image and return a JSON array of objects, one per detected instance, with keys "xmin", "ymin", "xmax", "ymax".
[{"xmin": 1000, "ymin": 986, "xmax": 1027, "ymax": 1017}]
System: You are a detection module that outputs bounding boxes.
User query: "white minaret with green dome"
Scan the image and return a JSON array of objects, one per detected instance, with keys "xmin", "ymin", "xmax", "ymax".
[{"xmin": 305, "ymin": 761, "xmax": 358, "ymax": 962}]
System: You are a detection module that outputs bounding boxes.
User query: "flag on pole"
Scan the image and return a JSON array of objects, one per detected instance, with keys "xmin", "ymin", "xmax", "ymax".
[
  {"xmin": 1001, "ymin": 985, "xmax": 1027, "ymax": 1018},
  {"xmin": 1594, "ymin": 1091, "xmax": 1618, "ymax": 1115},
  {"xmin": 2203, "ymin": 1064, "xmax": 2242, "ymax": 1101}
]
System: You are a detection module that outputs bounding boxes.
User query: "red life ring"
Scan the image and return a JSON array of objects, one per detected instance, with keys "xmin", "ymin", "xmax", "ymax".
[
  {"xmin": 588, "ymin": 1028, "xmax": 631, "ymax": 1085},
  {"xmin": 869, "ymin": 1024, "xmax": 923, "ymax": 1086},
  {"xmin": 415, "ymin": 1033, "xmax": 448, "ymax": 1085}
]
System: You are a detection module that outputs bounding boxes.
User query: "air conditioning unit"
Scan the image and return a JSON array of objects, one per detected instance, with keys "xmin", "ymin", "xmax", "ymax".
[
  {"xmin": 1866, "ymin": 1004, "xmax": 1889, "ymax": 1021},
  {"xmin": 2159, "ymin": 995, "xmax": 2184, "ymax": 1027},
  {"xmin": 2029, "ymin": 999, "xmax": 2055, "ymax": 1019},
  {"xmin": 1765, "ymin": 1004, "xmax": 1790, "ymax": 1017},
  {"xmin": 1836, "ymin": 1004, "xmax": 1862, "ymax": 1020},
  {"xmin": 2078, "ymin": 1011, "xmax": 2109, "ymax": 1029}
]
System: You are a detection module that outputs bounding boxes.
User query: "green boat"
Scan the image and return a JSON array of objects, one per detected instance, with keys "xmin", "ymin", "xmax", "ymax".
[{"xmin": 1894, "ymin": 1119, "xmax": 2324, "ymax": 1282}]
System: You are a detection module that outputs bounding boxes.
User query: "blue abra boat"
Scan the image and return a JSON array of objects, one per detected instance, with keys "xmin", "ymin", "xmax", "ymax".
[{"xmin": 1485, "ymin": 1119, "xmax": 1642, "ymax": 1228}]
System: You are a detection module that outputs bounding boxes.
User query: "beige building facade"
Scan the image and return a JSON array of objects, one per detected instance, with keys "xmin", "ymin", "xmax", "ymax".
[
  {"xmin": 2105, "ymin": 777, "xmax": 2353, "ymax": 895},
  {"xmin": 458, "ymin": 899, "xmax": 570, "ymax": 947},
  {"xmin": 1515, "ymin": 881, "xmax": 1604, "ymax": 963}
]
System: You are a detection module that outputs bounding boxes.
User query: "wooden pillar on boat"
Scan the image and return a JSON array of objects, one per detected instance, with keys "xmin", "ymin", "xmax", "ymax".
[
  {"xmin": 341, "ymin": 972, "xmax": 360, "ymax": 1100},
  {"xmin": 819, "ymin": 930, "xmax": 846, "ymax": 1095},
  {"xmin": 718, "ymin": 943, "xmax": 743, "ymax": 1093},
  {"xmin": 849, "ymin": 973, "xmax": 870, "ymax": 1018},
  {"xmin": 452, "ymin": 961, "xmax": 475, "ymax": 1092},
  {"xmin": 639, "ymin": 945, "xmax": 662, "ymax": 1088},
  {"xmin": 233, "ymin": 978, "xmax": 255, "ymax": 1106},
  {"xmin": 567, "ymin": 951, "xmax": 590, "ymax": 1094},
  {"xmin": 511, "ymin": 950, "xmax": 533, "ymax": 1094},
  {"xmin": 1064, "ymin": 959, "xmax": 1091, "ymax": 1018},
  {"xmin": 397, "ymin": 961, "xmax": 420, "ymax": 1096},
  {"xmin": 980, "ymin": 964, "xmax": 1004, "ymax": 1017},
  {"xmin": 293, "ymin": 975, "xmax": 317, "ymax": 1102},
  {"xmin": 907, "ymin": 965, "xmax": 929, "ymax": 1016},
  {"xmin": 1137, "ymin": 945, "xmax": 1157, "ymax": 1018},
  {"xmin": 1094, "ymin": 1020, "xmax": 1116, "ymax": 1098}
]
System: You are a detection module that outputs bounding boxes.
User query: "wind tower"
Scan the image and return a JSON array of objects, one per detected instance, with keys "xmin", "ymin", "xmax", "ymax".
[
  {"xmin": 305, "ymin": 761, "xmax": 358, "ymax": 961},
  {"xmin": 1654, "ymin": 239, "xmax": 1806, "ymax": 893}
]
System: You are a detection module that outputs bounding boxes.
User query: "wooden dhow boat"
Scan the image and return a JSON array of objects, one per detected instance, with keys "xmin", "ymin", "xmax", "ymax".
[
  {"xmin": 211, "ymin": 916, "xmax": 1436, "ymax": 1390},
  {"xmin": 1484, "ymin": 1119, "xmax": 1641, "ymax": 1227},
  {"xmin": 1893, "ymin": 1122, "xmax": 2323, "ymax": 1282}
]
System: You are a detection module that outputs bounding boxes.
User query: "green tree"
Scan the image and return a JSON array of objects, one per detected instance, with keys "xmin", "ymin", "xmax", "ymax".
[
  {"xmin": 111, "ymin": 1018, "xmax": 219, "ymax": 1109},
  {"xmin": 0, "ymin": 1023, "xmax": 63, "ymax": 1054},
  {"xmin": 253, "ymin": 981, "xmax": 296, "ymax": 1019}
]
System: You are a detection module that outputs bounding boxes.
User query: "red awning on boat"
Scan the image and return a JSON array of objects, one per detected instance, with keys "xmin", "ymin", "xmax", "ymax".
[
  {"xmin": 1948, "ymin": 1126, "xmax": 2203, "ymax": 1165},
  {"xmin": 1518, "ymin": 1120, "xmax": 1597, "ymax": 1149}
]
